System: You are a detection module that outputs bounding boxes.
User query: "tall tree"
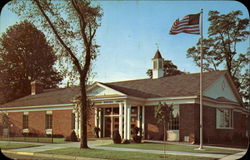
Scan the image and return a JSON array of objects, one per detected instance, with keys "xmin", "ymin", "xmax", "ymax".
[
  {"xmin": 0, "ymin": 20, "xmax": 62, "ymax": 104},
  {"xmin": 9, "ymin": 0, "xmax": 102, "ymax": 148},
  {"xmin": 186, "ymin": 10, "xmax": 249, "ymax": 105},
  {"xmin": 146, "ymin": 60, "xmax": 184, "ymax": 78}
]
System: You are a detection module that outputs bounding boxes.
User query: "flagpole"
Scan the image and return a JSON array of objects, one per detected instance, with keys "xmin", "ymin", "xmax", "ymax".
[{"xmin": 199, "ymin": 8, "xmax": 204, "ymax": 150}]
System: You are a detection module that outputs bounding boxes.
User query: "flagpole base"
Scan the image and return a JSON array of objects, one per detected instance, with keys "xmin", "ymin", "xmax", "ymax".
[{"xmin": 195, "ymin": 147, "xmax": 205, "ymax": 151}]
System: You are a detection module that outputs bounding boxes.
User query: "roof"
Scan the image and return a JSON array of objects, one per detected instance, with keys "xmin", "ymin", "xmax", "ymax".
[
  {"xmin": 1, "ymin": 87, "xmax": 80, "ymax": 108},
  {"xmin": 103, "ymin": 70, "xmax": 227, "ymax": 98},
  {"xmin": 1, "ymin": 70, "xmax": 230, "ymax": 108},
  {"xmin": 153, "ymin": 49, "xmax": 163, "ymax": 59}
]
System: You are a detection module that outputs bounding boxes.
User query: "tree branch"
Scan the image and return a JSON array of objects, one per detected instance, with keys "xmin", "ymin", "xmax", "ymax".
[{"xmin": 33, "ymin": 0, "xmax": 82, "ymax": 73}]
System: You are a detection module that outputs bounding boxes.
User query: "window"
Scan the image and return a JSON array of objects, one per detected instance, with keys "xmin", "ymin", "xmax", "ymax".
[
  {"xmin": 71, "ymin": 113, "xmax": 75, "ymax": 130},
  {"xmin": 23, "ymin": 115, "xmax": 28, "ymax": 129},
  {"xmin": 45, "ymin": 114, "xmax": 52, "ymax": 129},
  {"xmin": 153, "ymin": 61, "xmax": 157, "ymax": 69},
  {"xmin": 159, "ymin": 60, "xmax": 163, "ymax": 69},
  {"xmin": 168, "ymin": 105, "xmax": 179, "ymax": 130},
  {"xmin": 216, "ymin": 108, "xmax": 233, "ymax": 129}
]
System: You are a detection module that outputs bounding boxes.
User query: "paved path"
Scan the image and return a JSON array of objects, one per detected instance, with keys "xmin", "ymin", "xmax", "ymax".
[
  {"xmin": 1, "ymin": 140, "xmax": 247, "ymax": 159},
  {"xmin": 93, "ymin": 146, "xmax": 227, "ymax": 158},
  {"xmin": 219, "ymin": 151, "xmax": 247, "ymax": 160}
]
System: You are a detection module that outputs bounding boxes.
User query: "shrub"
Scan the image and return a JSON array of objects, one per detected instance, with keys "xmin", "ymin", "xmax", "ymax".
[
  {"xmin": 70, "ymin": 130, "xmax": 78, "ymax": 142},
  {"xmin": 64, "ymin": 136, "xmax": 71, "ymax": 141},
  {"xmin": 131, "ymin": 127, "xmax": 142, "ymax": 143},
  {"xmin": 112, "ymin": 130, "xmax": 121, "ymax": 144},
  {"xmin": 132, "ymin": 127, "xmax": 140, "ymax": 135},
  {"xmin": 122, "ymin": 139, "xmax": 130, "ymax": 144},
  {"xmin": 132, "ymin": 135, "xmax": 142, "ymax": 143},
  {"xmin": 53, "ymin": 134, "xmax": 64, "ymax": 138}
]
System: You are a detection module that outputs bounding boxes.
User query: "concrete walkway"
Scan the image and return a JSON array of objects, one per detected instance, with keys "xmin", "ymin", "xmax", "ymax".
[
  {"xmin": 1, "ymin": 140, "xmax": 247, "ymax": 159},
  {"xmin": 93, "ymin": 146, "xmax": 227, "ymax": 158},
  {"xmin": 219, "ymin": 151, "xmax": 247, "ymax": 160}
]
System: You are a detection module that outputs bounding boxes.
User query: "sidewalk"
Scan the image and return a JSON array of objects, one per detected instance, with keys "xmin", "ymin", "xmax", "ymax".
[
  {"xmin": 219, "ymin": 151, "xmax": 247, "ymax": 160},
  {"xmin": 143, "ymin": 140, "xmax": 247, "ymax": 151},
  {"xmin": 1, "ymin": 139, "xmax": 246, "ymax": 159},
  {"xmin": 92, "ymin": 146, "xmax": 227, "ymax": 158}
]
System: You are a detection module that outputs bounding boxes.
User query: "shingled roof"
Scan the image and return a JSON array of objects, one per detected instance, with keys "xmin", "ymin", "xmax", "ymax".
[
  {"xmin": 1, "ymin": 87, "xmax": 80, "ymax": 108},
  {"xmin": 1, "ymin": 70, "xmax": 228, "ymax": 108},
  {"xmin": 103, "ymin": 70, "xmax": 228, "ymax": 98},
  {"xmin": 153, "ymin": 49, "xmax": 163, "ymax": 59}
]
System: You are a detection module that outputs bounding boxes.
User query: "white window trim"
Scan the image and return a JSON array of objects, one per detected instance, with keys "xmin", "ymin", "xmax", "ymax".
[
  {"xmin": 216, "ymin": 108, "xmax": 234, "ymax": 129},
  {"xmin": 45, "ymin": 129, "xmax": 53, "ymax": 134},
  {"xmin": 22, "ymin": 128, "xmax": 30, "ymax": 133}
]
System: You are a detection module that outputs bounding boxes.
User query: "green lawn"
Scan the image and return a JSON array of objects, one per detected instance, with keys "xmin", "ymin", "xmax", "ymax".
[
  {"xmin": 0, "ymin": 142, "xmax": 41, "ymax": 149},
  {"xmin": 40, "ymin": 147, "xmax": 216, "ymax": 160},
  {"xmin": 102, "ymin": 143, "xmax": 241, "ymax": 155},
  {"xmin": 0, "ymin": 137, "xmax": 65, "ymax": 143}
]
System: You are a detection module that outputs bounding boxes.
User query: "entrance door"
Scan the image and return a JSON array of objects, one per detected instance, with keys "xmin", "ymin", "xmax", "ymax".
[{"xmin": 104, "ymin": 117, "xmax": 111, "ymax": 137}]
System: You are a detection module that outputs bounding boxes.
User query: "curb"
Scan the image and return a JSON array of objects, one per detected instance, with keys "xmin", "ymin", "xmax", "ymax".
[{"xmin": 2, "ymin": 150, "xmax": 105, "ymax": 160}]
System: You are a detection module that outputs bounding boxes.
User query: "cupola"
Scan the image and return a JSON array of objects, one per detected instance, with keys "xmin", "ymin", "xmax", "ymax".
[{"xmin": 152, "ymin": 50, "xmax": 164, "ymax": 79}]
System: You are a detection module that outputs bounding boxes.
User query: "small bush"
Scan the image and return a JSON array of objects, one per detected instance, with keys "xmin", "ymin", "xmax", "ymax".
[
  {"xmin": 122, "ymin": 139, "xmax": 130, "ymax": 144},
  {"xmin": 132, "ymin": 127, "xmax": 142, "ymax": 143},
  {"xmin": 132, "ymin": 127, "xmax": 140, "ymax": 135},
  {"xmin": 70, "ymin": 130, "xmax": 78, "ymax": 142},
  {"xmin": 112, "ymin": 130, "xmax": 121, "ymax": 144},
  {"xmin": 64, "ymin": 136, "xmax": 71, "ymax": 141},
  {"xmin": 53, "ymin": 134, "xmax": 64, "ymax": 138},
  {"xmin": 132, "ymin": 135, "xmax": 142, "ymax": 143}
]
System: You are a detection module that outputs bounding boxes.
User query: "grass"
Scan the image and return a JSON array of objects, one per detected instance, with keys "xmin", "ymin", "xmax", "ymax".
[
  {"xmin": 0, "ymin": 142, "xmax": 41, "ymax": 149},
  {"xmin": 0, "ymin": 137, "xmax": 65, "ymax": 143},
  {"xmin": 102, "ymin": 143, "xmax": 241, "ymax": 155},
  {"xmin": 40, "ymin": 147, "xmax": 216, "ymax": 160}
]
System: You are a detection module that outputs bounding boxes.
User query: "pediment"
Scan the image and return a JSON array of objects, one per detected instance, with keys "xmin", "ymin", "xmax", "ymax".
[
  {"xmin": 87, "ymin": 83, "xmax": 125, "ymax": 97},
  {"xmin": 204, "ymin": 75, "xmax": 238, "ymax": 103}
]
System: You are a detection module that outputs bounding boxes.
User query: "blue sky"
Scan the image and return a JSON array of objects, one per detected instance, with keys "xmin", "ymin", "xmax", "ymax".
[{"xmin": 0, "ymin": 1, "xmax": 249, "ymax": 84}]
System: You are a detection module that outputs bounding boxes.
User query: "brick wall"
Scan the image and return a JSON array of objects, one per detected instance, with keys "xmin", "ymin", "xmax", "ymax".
[
  {"xmin": 180, "ymin": 104, "xmax": 248, "ymax": 146},
  {"xmin": 144, "ymin": 106, "xmax": 164, "ymax": 140},
  {"xmin": 29, "ymin": 111, "xmax": 45, "ymax": 135},
  {"xmin": 7, "ymin": 108, "xmax": 96, "ymax": 138},
  {"xmin": 53, "ymin": 110, "xmax": 73, "ymax": 137},
  {"xmin": 179, "ymin": 104, "xmax": 199, "ymax": 143},
  {"xmin": 7, "ymin": 109, "xmax": 74, "ymax": 137},
  {"xmin": 8, "ymin": 112, "xmax": 23, "ymax": 136}
]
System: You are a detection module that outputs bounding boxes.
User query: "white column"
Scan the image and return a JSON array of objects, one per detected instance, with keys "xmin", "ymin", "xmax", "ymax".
[
  {"xmin": 127, "ymin": 104, "xmax": 131, "ymax": 139},
  {"xmin": 119, "ymin": 103, "xmax": 123, "ymax": 139},
  {"xmin": 123, "ymin": 102, "xmax": 127, "ymax": 139},
  {"xmin": 94, "ymin": 108, "xmax": 98, "ymax": 127},
  {"xmin": 142, "ymin": 105, "xmax": 145, "ymax": 138},
  {"xmin": 79, "ymin": 110, "xmax": 82, "ymax": 139},
  {"xmin": 103, "ymin": 109, "xmax": 105, "ymax": 137},
  {"xmin": 111, "ymin": 107, "xmax": 114, "ymax": 138},
  {"xmin": 137, "ymin": 106, "xmax": 141, "ymax": 128},
  {"xmin": 98, "ymin": 108, "xmax": 102, "ymax": 138},
  {"xmin": 75, "ymin": 111, "xmax": 79, "ymax": 138}
]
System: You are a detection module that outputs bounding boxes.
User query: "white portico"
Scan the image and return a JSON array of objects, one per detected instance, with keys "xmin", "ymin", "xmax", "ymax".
[{"xmin": 87, "ymin": 82, "xmax": 145, "ymax": 140}]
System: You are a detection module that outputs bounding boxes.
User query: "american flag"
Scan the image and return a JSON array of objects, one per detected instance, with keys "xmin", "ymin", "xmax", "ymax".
[{"xmin": 169, "ymin": 13, "xmax": 200, "ymax": 35}]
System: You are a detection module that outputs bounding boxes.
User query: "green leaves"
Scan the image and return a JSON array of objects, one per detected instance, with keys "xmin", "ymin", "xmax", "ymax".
[
  {"xmin": 154, "ymin": 103, "xmax": 173, "ymax": 125},
  {"xmin": 0, "ymin": 20, "xmax": 62, "ymax": 104},
  {"xmin": 146, "ymin": 60, "xmax": 184, "ymax": 78},
  {"xmin": 186, "ymin": 10, "xmax": 250, "ymax": 106}
]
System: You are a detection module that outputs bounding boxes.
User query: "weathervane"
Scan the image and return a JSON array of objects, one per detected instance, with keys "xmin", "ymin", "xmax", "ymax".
[{"xmin": 155, "ymin": 43, "xmax": 159, "ymax": 50}]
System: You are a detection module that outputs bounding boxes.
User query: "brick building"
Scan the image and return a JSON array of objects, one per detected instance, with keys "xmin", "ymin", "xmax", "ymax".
[{"xmin": 0, "ymin": 50, "xmax": 248, "ymax": 145}]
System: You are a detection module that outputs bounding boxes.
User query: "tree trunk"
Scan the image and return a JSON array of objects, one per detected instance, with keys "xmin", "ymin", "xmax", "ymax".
[{"xmin": 80, "ymin": 76, "xmax": 88, "ymax": 149}]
